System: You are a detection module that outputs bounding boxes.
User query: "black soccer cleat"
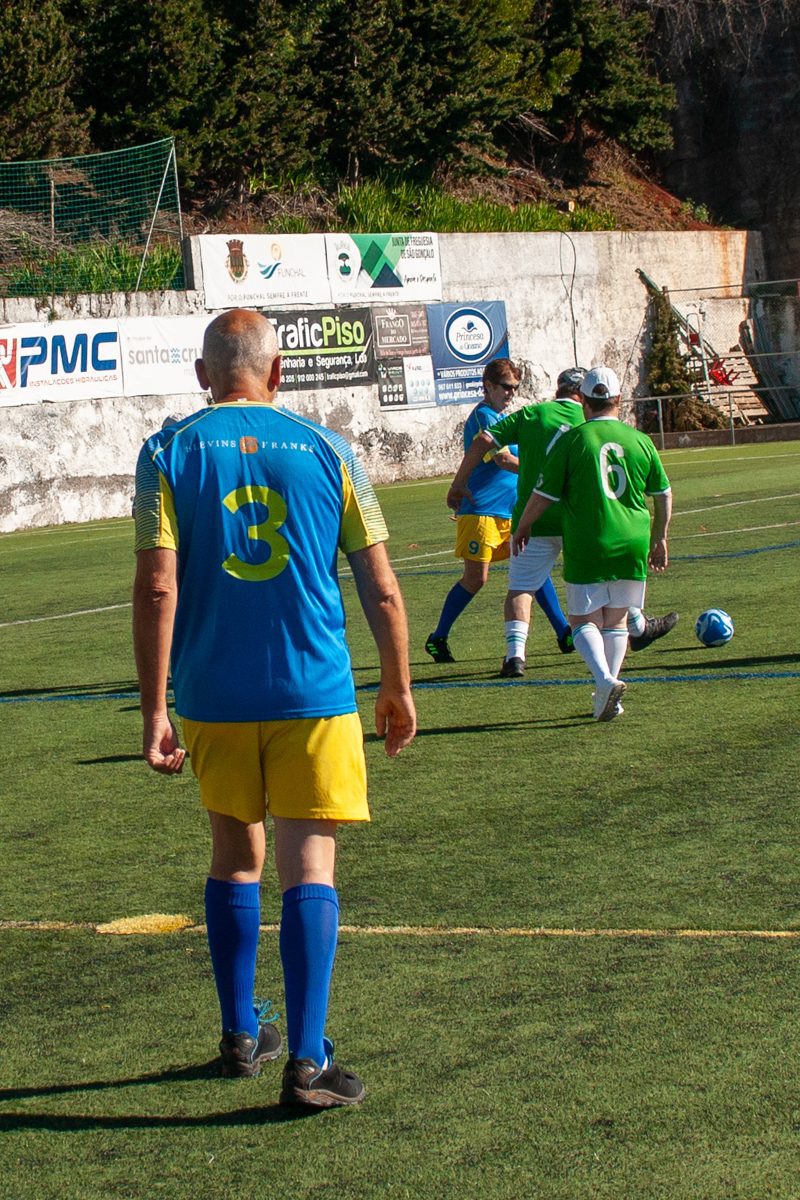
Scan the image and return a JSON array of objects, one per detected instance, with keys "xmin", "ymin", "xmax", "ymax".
[
  {"xmin": 425, "ymin": 634, "xmax": 455, "ymax": 664},
  {"xmin": 629, "ymin": 611, "xmax": 679, "ymax": 652},
  {"xmin": 557, "ymin": 628, "xmax": 575, "ymax": 654},
  {"xmin": 219, "ymin": 999, "xmax": 283, "ymax": 1078},
  {"xmin": 280, "ymin": 1038, "xmax": 365, "ymax": 1108},
  {"xmin": 499, "ymin": 656, "xmax": 525, "ymax": 678}
]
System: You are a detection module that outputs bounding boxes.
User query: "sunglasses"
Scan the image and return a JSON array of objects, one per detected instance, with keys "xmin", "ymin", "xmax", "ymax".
[{"xmin": 497, "ymin": 381, "xmax": 519, "ymax": 393}]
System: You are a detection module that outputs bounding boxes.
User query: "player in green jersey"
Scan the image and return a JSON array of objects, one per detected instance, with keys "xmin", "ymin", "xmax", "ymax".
[
  {"xmin": 448, "ymin": 368, "xmax": 677, "ymax": 678},
  {"xmin": 512, "ymin": 366, "xmax": 672, "ymax": 721}
]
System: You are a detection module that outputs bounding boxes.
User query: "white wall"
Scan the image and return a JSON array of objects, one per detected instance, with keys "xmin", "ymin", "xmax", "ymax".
[{"xmin": 0, "ymin": 229, "xmax": 765, "ymax": 532}]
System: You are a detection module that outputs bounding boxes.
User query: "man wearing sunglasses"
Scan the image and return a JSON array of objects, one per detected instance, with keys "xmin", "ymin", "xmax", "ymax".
[{"xmin": 425, "ymin": 358, "xmax": 521, "ymax": 664}]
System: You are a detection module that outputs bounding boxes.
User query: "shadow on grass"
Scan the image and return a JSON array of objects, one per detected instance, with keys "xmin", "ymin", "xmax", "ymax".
[
  {"xmin": 77, "ymin": 754, "xmax": 145, "ymax": 765},
  {"xmin": 364, "ymin": 714, "xmax": 589, "ymax": 741},
  {"xmin": 633, "ymin": 650, "xmax": 800, "ymax": 671},
  {"xmin": 0, "ymin": 681, "xmax": 139, "ymax": 701},
  {"xmin": 0, "ymin": 1062, "xmax": 324, "ymax": 1128}
]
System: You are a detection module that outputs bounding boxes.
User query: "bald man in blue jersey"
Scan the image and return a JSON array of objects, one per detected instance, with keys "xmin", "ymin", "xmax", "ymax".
[{"xmin": 133, "ymin": 309, "xmax": 415, "ymax": 1108}]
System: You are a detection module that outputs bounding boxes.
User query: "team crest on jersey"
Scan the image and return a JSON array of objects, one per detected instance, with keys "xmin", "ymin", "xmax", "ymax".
[
  {"xmin": 225, "ymin": 239, "xmax": 248, "ymax": 282},
  {"xmin": 239, "ymin": 436, "xmax": 258, "ymax": 454}
]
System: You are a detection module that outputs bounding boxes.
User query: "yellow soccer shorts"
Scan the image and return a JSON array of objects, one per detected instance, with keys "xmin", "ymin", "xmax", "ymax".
[
  {"xmin": 454, "ymin": 514, "xmax": 511, "ymax": 563},
  {"xmin": 181, "ymin": 711, "xmax": 370, "ymax": 825}
]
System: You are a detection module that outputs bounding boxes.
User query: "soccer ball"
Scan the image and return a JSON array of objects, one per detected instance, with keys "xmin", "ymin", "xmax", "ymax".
[{"xmin": 695, "ymin": 609, "xmax": 734, "ymax": 647}]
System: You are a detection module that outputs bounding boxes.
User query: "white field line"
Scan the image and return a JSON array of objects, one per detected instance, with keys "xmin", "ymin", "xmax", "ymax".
[
  {"xmin": 4, "ymin": 533, "xmax": 130, "ymax": 554},
  {"xmin": 673, "ymin": 521, "xmax": 800, "ymax": 540},
  {"xmin": 1, "ymin": 917, "xmax": 798, "ymax": 940},
  {"xmin": 0, "ymin": 602, "xmax": 131, "ymax": 629},
  {"xmin": 664, "ymin": 450, "xmax": 800, "ymax": 466},
  {"xmin": 677, "ymin": 491, "xmax": 800, "ymax": 516}
]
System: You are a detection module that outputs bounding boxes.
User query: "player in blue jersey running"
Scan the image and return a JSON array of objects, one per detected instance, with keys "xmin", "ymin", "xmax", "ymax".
[
  {"xmin": 426, "ymin": 358, "xmax": 571, "ymax": 664},
  {"xmin": 133, "ymin": 309, "xmax": 416, "ymax": 1107}
]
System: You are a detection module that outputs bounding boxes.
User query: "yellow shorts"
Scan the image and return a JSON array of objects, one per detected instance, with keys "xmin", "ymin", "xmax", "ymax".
[
  {"xmin": 181, "ymin": 712, "xmax": 369, "ymax": 825},
  {"xmin": 455, "ymin": 514, "xmax": 511, "ymax": 563}
]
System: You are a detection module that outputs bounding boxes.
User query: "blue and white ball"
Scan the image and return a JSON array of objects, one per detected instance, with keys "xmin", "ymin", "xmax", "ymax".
[{"xmin": 695, "ymin": 608, "xmax": 734, "ymax": 647}]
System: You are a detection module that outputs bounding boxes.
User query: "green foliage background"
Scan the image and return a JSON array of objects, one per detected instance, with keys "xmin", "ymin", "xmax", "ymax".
[{"xmin": 0, "ymin": 0, "xmax": 676, "ymax": 195}]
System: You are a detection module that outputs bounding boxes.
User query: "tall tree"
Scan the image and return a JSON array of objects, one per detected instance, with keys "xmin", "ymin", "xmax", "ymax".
[
  {"xmin": 310, "ymin": 0, "xmax": 525, "ymax": 182},
  {"xmin": 527, "ymin": 0, "xmax": 675, "ymax": 154},
  {"xmin": 0, "ymin": 0, "xmax": 90, "ymax": 160},
  {"xmin": 205, "ymin": 0, "xmax": 316, "ymax": 200},
  {"xmin": 74, "ymin": 0, "xmax": 225, "ymax": 186}
]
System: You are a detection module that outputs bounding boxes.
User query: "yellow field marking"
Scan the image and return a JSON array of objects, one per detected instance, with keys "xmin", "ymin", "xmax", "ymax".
[
  {"xmin": 96, "ymin": 914, "xmax": 194, "ymax": 935},
  {"xmin": 1, "ymin": 918, "xmax": 798, "ymax": 940}
]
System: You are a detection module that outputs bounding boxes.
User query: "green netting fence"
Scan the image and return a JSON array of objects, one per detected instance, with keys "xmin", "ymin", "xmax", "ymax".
[{"xmin": 0, "ymin": 138, "xmax": 184, "ymax": 298}]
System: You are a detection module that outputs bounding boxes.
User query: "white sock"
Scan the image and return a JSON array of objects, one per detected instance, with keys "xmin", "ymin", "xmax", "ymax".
[
  {"xmin": 504, "ymin": 619, "xmax": 529, "ymax": 661},
  {"xmin": 572, "ymin": 623, "xmax": 614, "ymax": 687},
  {"xmin": 602, "ymin": 627, "xmax": 629, "ymax": 678},
  {"xmin": 627, "ymin": 607, "xmax": 646, "ymax": 636}
]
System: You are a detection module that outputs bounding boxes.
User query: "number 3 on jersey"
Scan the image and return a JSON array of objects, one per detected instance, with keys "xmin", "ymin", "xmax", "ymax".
[{"xmin": 221, "ymin": 484, "xmax": 290, "ymax": 581}]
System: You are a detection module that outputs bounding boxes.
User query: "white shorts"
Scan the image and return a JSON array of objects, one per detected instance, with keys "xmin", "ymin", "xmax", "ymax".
[
  {"xmin": 566, "ymin": 579, "xmax": 646, "ymax": 616},
  {"xmin": 508, "ymin": 536, "xmax": 562, "ymax": 592}
]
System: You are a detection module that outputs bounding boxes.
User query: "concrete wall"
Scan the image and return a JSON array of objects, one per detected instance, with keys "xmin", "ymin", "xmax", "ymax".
[{"xmin": 0, "ymin": 229, "xmax": 768, "ymax": 532}]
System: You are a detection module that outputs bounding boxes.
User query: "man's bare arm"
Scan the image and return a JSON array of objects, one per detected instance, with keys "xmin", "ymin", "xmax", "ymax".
[
  {"xmin": 347, "ymin": 542, "xmax": 416, "ymax": 757},
  {"xmin": 648, "ymin": 490, "xmax": 672, "ymax": 572},
  {"xmin": 445, "ymin": 431, "xmax": 497, "ymax": 510},
  {"xmin": 132, "ymin": 547, "xmax": 185, "ymax": 774},
  {"xmin": 493, "ymin": 448, "xmax": 519, "ymax": 474}
]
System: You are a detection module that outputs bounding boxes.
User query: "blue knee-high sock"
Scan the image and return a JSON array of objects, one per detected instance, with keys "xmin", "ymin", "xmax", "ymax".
[
  {"xmin": 205, "ymin": 878, "xmax": 261, "ymax": 1037},
  {"xmin": 280, "ymin": 884, "xmax": 339, "ymax": 1065},
  {"xmin": 432, "ymin": 582, "xmax": 475, "ymax": 638},
  {"xmin": 534, "ymin": 576, "xmax": 570, "ymax": 638}
]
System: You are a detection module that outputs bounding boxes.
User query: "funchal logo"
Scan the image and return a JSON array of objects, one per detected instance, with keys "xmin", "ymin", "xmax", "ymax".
[
  {"xmin": 444, "ymin": 308, "xmax": 493, "ymax": 363},
  {"xmin": 259, "ymin": 242, "xmax": 283, "ymax": 281},
  {"xmin": 225, "ymin": 239, "xmax": 248, "ymax": 282}
]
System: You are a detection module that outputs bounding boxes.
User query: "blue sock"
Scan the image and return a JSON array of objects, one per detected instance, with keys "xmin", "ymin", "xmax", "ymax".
[
  {"xmin": 280, "ymin": 883, "xmax": 339, "ymax": 1065},
  {"xmin": 432, "ymin": 582, "xmax": 475, "ymax": 638},
  {"xmin": 205, "ymin": 878, "xmax": 260, "ymax": 1037},
  {"xmin": 534, "ymin": 577, "xmax": 570, "ymax": 639}
]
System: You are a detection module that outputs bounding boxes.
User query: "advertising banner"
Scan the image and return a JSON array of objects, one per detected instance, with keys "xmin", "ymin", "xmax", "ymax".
[
  {"xmin": 199, "ymin": 234, "xmax": 332, "ymax": 309},
  {"xmin": 120, "ymin": 316, "xmax": 207, "ymax": 397},
  {"xmin": 426, "ymin": 301, "xmax": 509, "ymax": 406},
  {"xmin": 372, "ymin": 303, "xmax": 436, "ymax": 407},
  {"xmin": 267, "ymin": 308, "xmax": 375, "ymax": 391},
  {"xmin": 0, "ymin": 319, "xmax": 123, "ymax": 406},
  {"xmin": 326, "ymin": 233, "xmax": 442, "ymax": 304}
]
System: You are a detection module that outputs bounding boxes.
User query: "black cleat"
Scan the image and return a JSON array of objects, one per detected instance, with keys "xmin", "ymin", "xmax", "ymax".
[
  {"xmin": 280, "ymin": 1038, "xmax": 365, "ymax": 1108},
  {"xmin": 629, "ymin": 611, "xmax": 679, "ymax": 652},
  {"xmin": 557, "ymin": 628, "xmax": 575, "ymax": 654},
  {"xmin": 499, "ymin": 656, "xmax": 525, "ymax": 678},
  {"xmin": 425, "ymin": 634, "xmax": 455, "ymax": 664},
  {"xmin": 219, "ymin": 999, "xmax": 282, "ymax": 1078}
]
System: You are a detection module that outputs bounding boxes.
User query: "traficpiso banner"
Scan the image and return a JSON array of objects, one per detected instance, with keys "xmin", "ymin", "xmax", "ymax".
[
  {"xmin": 326, "ymin": 233, "xmax": 442, "ymax": 304},
  {"xmin": 266, "ymin": 308, "xmax": 375, "ymax": 391},
  {"xmin": 199, "ymin": 234, "xmax": 332, "ymax": 309},
  {"xmin": 0, "ymin": 319, "xmax": 123, "ymax": 407}
]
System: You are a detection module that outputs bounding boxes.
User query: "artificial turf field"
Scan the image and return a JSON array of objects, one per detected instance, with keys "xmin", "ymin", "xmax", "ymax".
[{"xmin": 1, "ymin": 439, "xmax": 799, "ymax": 1199}]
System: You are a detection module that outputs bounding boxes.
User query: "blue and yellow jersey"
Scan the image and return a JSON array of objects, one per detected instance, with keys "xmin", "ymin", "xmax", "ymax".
[
  {"xmin": 457, "ymin": 402, "xmax": 518, "ymax": 519},
  {"xmin": 134, "ymin": 401, "xmax": 388, "ymax": 722}
]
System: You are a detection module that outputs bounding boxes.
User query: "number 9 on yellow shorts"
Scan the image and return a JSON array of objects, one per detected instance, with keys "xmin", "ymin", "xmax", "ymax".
[
  {"xmin": 181, "ymin": 712, "xmax": 369, "ymax": 824},
  {"xmin": 454, "ymin": 514, "xmax": 511, "ymax": 562}
]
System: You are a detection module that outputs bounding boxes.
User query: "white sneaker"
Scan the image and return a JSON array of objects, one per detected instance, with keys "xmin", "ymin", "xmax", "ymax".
[{"xmin": 593, "ymin": 679, "xmax": 626, "ymax": 721}]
